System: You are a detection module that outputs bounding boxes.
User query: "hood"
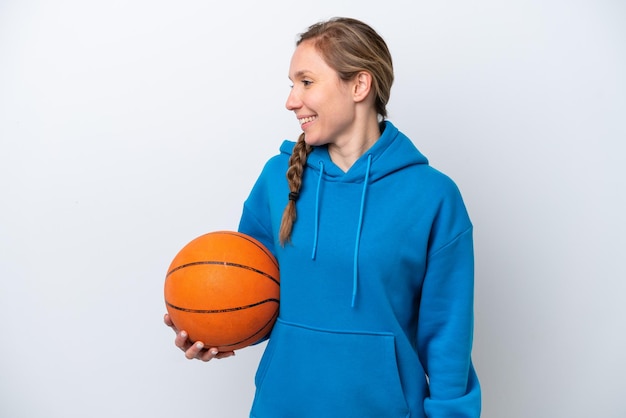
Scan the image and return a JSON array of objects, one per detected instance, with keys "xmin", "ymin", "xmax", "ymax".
[
  {"xmin": 279, "ymin": 120, "xmax": 428, "ymax": 307},
  {"xmin": 279, "ymin": 120, "xmax": 428, "ymax": 183}
]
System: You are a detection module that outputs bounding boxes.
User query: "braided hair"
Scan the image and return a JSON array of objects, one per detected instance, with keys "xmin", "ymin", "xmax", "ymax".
[{"xmin": 278, "ymin": 17, "xmax": 393, "ymax": 245}]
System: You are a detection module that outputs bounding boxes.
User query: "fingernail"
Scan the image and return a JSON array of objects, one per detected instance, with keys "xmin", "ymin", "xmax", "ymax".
[
  {"xmin": 195, "ymin": 342, "xmax": 204, "ymax": 350},
  {"xmin": 210, "ymin": 349, "xmax": 219, "ymax": 356},
  {"xmin": 180, "ymin": 331, "xmax": 187, "ymax": 339}
]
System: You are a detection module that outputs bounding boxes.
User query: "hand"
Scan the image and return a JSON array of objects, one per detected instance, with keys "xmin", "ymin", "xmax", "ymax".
[{"xmin": 164, "ymin": 313, "xmax": 235, "ymax": 362}]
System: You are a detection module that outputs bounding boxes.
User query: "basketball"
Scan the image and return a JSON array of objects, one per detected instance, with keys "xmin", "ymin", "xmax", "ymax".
[{"xmin": 164, "ymin": 231, "xmax": 280, "ymax": 351}]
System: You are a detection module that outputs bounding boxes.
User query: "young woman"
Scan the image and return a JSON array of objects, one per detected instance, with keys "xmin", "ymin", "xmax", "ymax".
[{"xmin": 165, "ymin": 17, "xmax": 481, "ymax": 417}]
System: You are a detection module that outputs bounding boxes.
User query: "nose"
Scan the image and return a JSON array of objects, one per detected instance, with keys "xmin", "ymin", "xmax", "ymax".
[{"xmin": 285, "ymin": 87, "xmax": 301, "ymax": 111}]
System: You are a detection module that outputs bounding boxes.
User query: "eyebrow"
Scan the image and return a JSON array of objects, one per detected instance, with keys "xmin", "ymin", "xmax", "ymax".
[{"xmin": 288, "ymin": 70, "xmax": 312, "ymax": 80}]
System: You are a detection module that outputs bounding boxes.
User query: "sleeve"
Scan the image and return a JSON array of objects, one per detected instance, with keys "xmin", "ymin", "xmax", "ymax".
[
  {"xmin": 237, "ymin": 154, "xmax": 288, "ymax": 262},
  {"xmin": 417, "ymin": 185, "xmax": 481, "ymax": 417},
  {"xmin": 237, "ymin": 162, "xmax": 282, "ymax": 345},
  {"xmin": 237, "ymin": 173, "xmax": 277, "ymax": 257},
  {"xmin": 238, "ymin": 141, "xmax": 293, "ymax": 255}
]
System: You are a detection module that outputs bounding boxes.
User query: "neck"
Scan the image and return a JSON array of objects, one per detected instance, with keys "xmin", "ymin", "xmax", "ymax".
[{"xmin": 328, "ymin": 116, "xmax": 381, "ymax": 172}]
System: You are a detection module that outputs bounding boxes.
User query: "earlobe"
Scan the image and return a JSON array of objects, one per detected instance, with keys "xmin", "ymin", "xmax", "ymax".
[{"xmin": 353, "ymin": 71, "xmax": 373, "ymax": 102}]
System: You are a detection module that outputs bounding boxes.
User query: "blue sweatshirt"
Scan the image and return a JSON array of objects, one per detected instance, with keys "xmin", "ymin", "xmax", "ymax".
[{"xmin": 238, "ymin": 121, "xmax": 481, "ymax": 417}]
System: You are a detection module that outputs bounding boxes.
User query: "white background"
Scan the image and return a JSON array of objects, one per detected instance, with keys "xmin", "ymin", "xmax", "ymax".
[{"xmin": 1, "ymin": 1, "xmax": 624, "ymax": 417}]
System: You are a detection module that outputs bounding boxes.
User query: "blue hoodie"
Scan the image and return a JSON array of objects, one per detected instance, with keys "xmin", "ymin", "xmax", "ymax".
[{"xmin": 238, "ymin": 121, "xmax": 481, "ymax": 417}]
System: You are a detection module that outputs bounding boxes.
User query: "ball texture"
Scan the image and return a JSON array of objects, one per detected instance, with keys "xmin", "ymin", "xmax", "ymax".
[{"xmin": 164, "ymin": 231, "xmax": 280, "ymax": 351}]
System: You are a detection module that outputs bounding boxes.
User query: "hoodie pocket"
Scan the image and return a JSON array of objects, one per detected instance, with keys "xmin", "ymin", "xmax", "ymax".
[{"xmin": 252, "ymin": 319, "xmax": 410, "ymax": 418}]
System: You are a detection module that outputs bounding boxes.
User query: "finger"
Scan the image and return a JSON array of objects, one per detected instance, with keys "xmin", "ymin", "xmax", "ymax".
[
  {"xmin": 164, "ymin": 314, "xmax": 178, "ymax": 332},
  {"xmin": 215, "ymin": 351, "xmax": 236, "ymax": 360},
  {"xmin": 199, "ymin": 349, "xmax": 235, "ymax": 361},
  {"xmin": 197, "ymin": 347, "xmax": 221, "ymax": 362},
  {"xmin": 185, "ymin": 341, "xmax": 209, "ymax": 360},
  {"xmin": 175, "ymin": 330, "xmax": 191, "ymax": 350}
]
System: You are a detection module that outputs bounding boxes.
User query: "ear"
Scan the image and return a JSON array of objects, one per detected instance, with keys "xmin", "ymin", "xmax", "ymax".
[{"xmin": 352, "ymin": 71, "xmax": 373, "ymax": 103}]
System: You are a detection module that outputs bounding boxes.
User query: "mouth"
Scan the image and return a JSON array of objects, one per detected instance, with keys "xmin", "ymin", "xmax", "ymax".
[{"xmin": 298, "ymin": 115, "xmax": 317, "ymax": 126}]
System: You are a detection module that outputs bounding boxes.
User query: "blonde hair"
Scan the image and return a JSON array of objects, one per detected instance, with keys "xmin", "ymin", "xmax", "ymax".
[{"xmin": 278, "ymin": 17, "xmax": 394, "ymax": 245}]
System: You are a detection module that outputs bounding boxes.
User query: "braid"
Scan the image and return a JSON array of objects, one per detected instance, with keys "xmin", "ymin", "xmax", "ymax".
[{"xmin": 279, "ymin": 133, "xmax": 312, "ymax": 245}]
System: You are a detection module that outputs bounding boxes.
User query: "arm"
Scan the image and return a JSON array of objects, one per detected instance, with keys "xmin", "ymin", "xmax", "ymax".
[
  {"xmin": 237, "ymin": 156, "xmax": 283, "ymax": 256},
  {"xmin": 417, "ymin": 227, "xmax": 481, "ymax": 417}
]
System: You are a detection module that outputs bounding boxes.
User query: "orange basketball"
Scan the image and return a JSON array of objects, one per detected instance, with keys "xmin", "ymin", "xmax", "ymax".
[{"xmin": 164, "ymin": 231, "xmax": 280, "ymax": 351}]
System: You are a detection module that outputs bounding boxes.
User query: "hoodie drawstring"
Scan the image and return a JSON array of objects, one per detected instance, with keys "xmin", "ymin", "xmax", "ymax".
[
  {"xmin": 311, "ymin": 161, "xmax": 324, "ymax": 260},
  {"xmin": 351, "ymin": 154, "xmax": 372, "ymax": 308},
  {"xmin": 309, "ymin": 155, "xmax": 371, "ymax": 308}
]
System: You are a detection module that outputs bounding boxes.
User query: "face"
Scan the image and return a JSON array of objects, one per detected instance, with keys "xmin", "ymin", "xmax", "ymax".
[{"xmin": 286, "ymin": 40, "xmax": 357, "ymax": 147}]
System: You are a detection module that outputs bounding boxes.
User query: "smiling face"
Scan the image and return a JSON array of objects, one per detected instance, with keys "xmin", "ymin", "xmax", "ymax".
[{"xmin": 286, "ymin": 40, "xmax": 359, "ymax": 147}]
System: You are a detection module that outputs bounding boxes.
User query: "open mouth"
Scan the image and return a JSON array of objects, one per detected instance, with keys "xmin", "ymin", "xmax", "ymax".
[{"xmin": 299, "ymin": 116, "xmax": 317, "ymax": 125}]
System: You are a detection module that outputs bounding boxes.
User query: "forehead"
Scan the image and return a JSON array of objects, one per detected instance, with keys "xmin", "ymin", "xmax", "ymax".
[{"xmin": 288, "ymin": 40, "xmax": 335, "ymax": 79}]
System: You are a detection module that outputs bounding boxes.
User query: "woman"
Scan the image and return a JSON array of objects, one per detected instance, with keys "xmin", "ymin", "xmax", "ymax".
[{"xmin": 166, "ymin": 17, "xmax": 481, "ymax": 417}]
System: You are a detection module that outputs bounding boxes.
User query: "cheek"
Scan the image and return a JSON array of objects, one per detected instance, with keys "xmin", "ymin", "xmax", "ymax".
[
  {"xmin": 326, "ymin": 98, "xmax": 355, "ymax": 123},
  {"xmin": 306, "ymin": 91, "xmax": 326, "ymax": 111}
]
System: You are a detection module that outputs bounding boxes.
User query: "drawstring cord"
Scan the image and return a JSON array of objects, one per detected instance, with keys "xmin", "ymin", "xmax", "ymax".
[
  {"xmin": 311, "ymin": 161, "xmax": 324, "ymax": 260},
  {"xmin": 309, "ymin": 155, "xmax": 371, "ymax": 308},
  {"xmin": 352, "ymin": 154, "xmax": 372, "ymax": 308}
]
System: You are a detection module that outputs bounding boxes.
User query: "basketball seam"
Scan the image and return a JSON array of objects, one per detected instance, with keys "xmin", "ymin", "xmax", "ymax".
[
  {"xmin": 217, "ymin": 231, "xmax": 279, "ymax": 270},
  {"xmin": 166, "ymin": 260, "xmax": 280, "ymax": 286},
  {"xmin": 219, "ymin": 308, "xmax": 280, "ymax": 348},
  {"xmin": 165, "ymin": 298, "xmax": 279, "ymax": 314}
]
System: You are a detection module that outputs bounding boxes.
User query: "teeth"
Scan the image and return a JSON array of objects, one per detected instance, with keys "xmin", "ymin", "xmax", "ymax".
[{"xmin": 299, "ymin": 116, "xmax": 316, "ymax": 125}]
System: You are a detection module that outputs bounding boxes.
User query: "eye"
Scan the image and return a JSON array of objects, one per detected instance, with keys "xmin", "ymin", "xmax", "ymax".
[{"xmin": 288, "ymin": 79, "xmax": 312, "ymax": 89}]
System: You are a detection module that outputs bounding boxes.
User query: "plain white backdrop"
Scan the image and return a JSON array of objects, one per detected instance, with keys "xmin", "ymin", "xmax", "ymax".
[{"xmin": 1, "ymin": 1, "xmax": 624, "ymax": 417}]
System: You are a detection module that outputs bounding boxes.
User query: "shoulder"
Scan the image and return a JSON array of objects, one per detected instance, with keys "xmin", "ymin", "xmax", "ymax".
[
  {"xmin": 401, "ymin": 161, "xmax": 464, "ymax": 204},
  {"xmin": 252, "ymin": 140, "xmax": 293, "ymax": 185},
  {"xmin": 279, "ymin": 139, "xmax": 296, "ymax": 155}
]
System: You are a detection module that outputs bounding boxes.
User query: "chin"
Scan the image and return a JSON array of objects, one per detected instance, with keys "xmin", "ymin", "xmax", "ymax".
[{"xmin": 303, "ymin": 134, "xmax": 328, "ymax": 147}]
